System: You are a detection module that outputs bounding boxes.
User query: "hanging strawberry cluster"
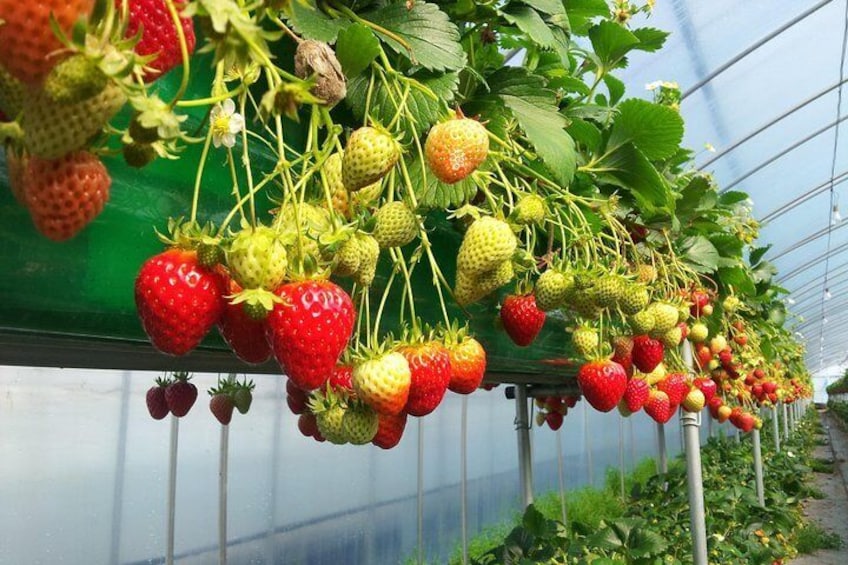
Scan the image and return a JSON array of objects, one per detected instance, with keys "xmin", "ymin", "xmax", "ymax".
[{"xmin": 1, "ymin": 0, "xmax": 813, "ymax": 443}]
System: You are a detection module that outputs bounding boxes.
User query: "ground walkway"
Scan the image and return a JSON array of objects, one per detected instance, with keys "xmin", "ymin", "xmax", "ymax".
[{"xmin": 793, "ymin": 409, "xmax": 848, "ymax": 564}]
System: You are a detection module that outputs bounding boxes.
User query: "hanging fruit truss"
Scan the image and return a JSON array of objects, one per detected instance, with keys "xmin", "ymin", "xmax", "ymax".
[{"xmin": 0, "ymin": 0, "xmax": 811, "ymax": 445}]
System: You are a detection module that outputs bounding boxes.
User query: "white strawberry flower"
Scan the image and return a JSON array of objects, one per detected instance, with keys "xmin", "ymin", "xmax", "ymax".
[{"xmin": 210, "ymin": 99, "xmax": 245, "ymax": 149}]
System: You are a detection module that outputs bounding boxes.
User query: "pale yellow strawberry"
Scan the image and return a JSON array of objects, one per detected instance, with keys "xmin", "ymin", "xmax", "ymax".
[
  {"xmin": 342, "ymin": 126, "xmax": 399, "ymax": 191},
  {"xmin": 372, "ymin": 201, "xmax": 417, "ymax": 248},
  {"xmin": 457, "ymin": 216, "xmax": 517, "ymax": 276},
  {"xmin": 353, "ymin": 352, "xmax": 411, "ymax": 416}
]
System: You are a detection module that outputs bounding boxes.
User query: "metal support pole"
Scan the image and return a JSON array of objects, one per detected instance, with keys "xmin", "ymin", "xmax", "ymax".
[
  {"xmin": 219, "ymin": 425, "xmax": 229, "ymax": 565},
  {"xmin": 166, "ymin": 416, "xmax": 179, "ymax": 565},
  {"xmin": 618, "ymin": 417, "xmax": 626, "ymax": 500},
  {"xmin": 682, "ymin": 411, "xmax": 709, "ymax": 565},
  {"xmin": 772, "ymin": 405, "xmax": 781, "ymax": 453},
  {"xmin": 752, "ymin": 429, "xmax": 765, "ymax": 507},
  {"xmin": 555, "ymin": 428, "xmax": 567, "ymax": 525},
  {"xmin": 782, "ymin": 402, "xmax": 789, "ymax": 440},
  {"xmin": 515, "ymin": 384, "xmax": 534, "ymax": 507},
  {"xmin": 657, "ymin": 423, "xmax": 668, "ymax": 475},
  {"xmin": 734, "ymin": 428, "xmax": 741, "ymax": 443},
  {"xmin": 417, "ymin": 419, "xmax": 424, "ymax": 565},
  {"xmin": 584, "ymin": 403, "xmax": 594, "ymax": 486},
  {"xmin": 680, "ymin": 341, "xmax": 708, "ymax": 565},
  {"xmin": 460, "ymin": 397, "xmax": 469, "ymax": 565},
  {"xmin": 707, "ymin": 413, "xmax": 714, "ymax": 438}
]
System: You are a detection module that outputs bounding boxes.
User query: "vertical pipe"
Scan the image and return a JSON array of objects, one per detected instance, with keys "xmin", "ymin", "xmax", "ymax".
[
  {"xmin": 735, "ymin": 428, "xmax": 741, "ymax": 443},
  {"xmin": 657, "ymin": 423, "xmax": 668, "ymax": 475},
  {"xmin": 109, "ymin": 371, "xmax": 131, "ymax": 565},
  {"xmin": 460, "ymin": 396, "xmax": 469, "ymax": 565},
  {"xmin": 618, "ymin": 416, "xmax": 625, "ymax": 500},
  {"xmin": 782, "ymin": 402, "xmax": 789, "ymax": 440},
  {"xmin": 515, "ymin": 384, "xmax": 534, "ymax": 507},
  {"xmin": 267, "ymin": 377, "xmax": 283, "ymax": 562},
  {"xmin": 584, "ymin": 404, "xmax": 594, "ymax": 486},
  {"xmin": 752, "ymin": 429, "xmax": 765, "ymax": 507},
  {"xmin": 556, "ymin": 427, "xmax": 567, "ymax": 525},
  {"xmin": 681, "ymin": 340, "xmax": 708, "ymax": 565},
  {"xmin": 417, "ymin": 419, "xmax": 424, "ymax": 565},
  {"xmin": 772, "ymin": 405, "xmax": 781, "ymax": 453},
  {"xmin": 682, "ymin": 411, "xmax": 709, "ymax": 565},
  {"xmin": 707, "ymin": 412, "xmax": 714, "ymax": 439},
  {"xmin": 219, "ymin": 424, "xmax": 229, "ymax": 565},
  {"xmin": 166, "ymin": 416, "xmax": 179, "ymax": 565}
]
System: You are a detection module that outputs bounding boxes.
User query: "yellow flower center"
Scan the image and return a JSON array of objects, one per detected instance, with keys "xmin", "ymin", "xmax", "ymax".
[{"xmin": 211, "ymin": 114, "xmax": 231, "ymax": 138}]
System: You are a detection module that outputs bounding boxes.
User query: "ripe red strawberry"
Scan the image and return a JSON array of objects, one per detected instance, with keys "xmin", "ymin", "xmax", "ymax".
[
  {"xmin": 135, "ymin": 248, "xmax": 225, "ymax": 355},
  {"xmin": 266, "ymin": 280, "xmax": 355, "ymax": 391},
  {"xmin": 328, "ymin": 364, "xmax": 355, "ymax": 394},
  {"xmin": 372, "ymin": 411, "xmax": 408, "ymax": 449},
  {"xmin": 693, "ymin": 377, "xmax": 717, "ymax": 402},
  {"xmin": 146, "ymin": 377, "xmax": 170, "ymax": 420},
  {"xmin": 624, "ymin": 377, "xmax": 650, "ymax": 413},
  {"xmin": 500, "ymin": 294, "xmax": 546, "ymax": 347},
  {"xmin": 657, "ymin": 373, "xmax": 690, "ymax": 406},
  {"xmin": 689, "ymin": 289, "xmax": 710, "ymax": 317},
  {"xmin": 424, "ymin": 115, "xmax": 489, "ymax": 184},
  {"xmin": 447, "ymin": 336, "xmax": 487, "ymax": 394},
  {"xmin": 0, "ymin": 0, "xmax": 93, "ymax": 84},
  {"xmin": 209, "ymin": 393, "xmax": 234, "ymax": 425},
  {"xmin": 631, "ymin": 335, "xmax": 664, "ymax": 373},
  {"xmin": 577, "ymin": 359, "xmax": 627, "ymax": 412},
  {"xmin": 400, "ymin": 341, "xmax": 451, "ymax": 417},
  {"xmin": 644, "ymin": 390, "xmax": 674, "ymax": 424},
  {"xmin": 23, "ymin": 151, "xmax": 111, "ymax": 241},
  {"xmin": 545, "ymin": 411, "xmax": 564, "ymax": 430},
  {"xmin": 286, "ymin": 392, "xmax": 307, "ymax": 415},
  {"xmin": 165, "ymin": 372, "xmax": 197, "ymax": 417},
  {"xmin": 217, "ymin": 279, "xmax": 271, "ymax": 364},
  {"xmin": 123, "ymin": 0, "xmax": 197, "ymax": 82},
  {"xmin": 718, "ymin": 349, "xmax": 733, "ymax": 368},
  {"xmin": 695, "ymin": 344, "xmax": 713, "ymax": 368}
]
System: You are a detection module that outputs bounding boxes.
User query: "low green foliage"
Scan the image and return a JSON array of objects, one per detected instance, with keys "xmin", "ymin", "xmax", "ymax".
[{"xmin": 454, "ymin": 408, "xmax": 834, "ymax": 565}]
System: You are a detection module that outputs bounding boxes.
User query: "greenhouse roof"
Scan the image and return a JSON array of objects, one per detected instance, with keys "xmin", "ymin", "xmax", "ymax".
[{"xmin": 620, "ymin": 0, "xmax": 848, "ymax": 373}]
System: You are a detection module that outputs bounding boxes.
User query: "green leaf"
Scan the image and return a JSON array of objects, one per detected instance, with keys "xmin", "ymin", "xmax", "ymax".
[
  {"xmin": 628, "ymin": 527, "xmax": 669, "ymax": 558},
  {"xmin": 681, "ymin": 236, "xmax": 720, "ymax": 272},
  {"xmin": 484, "ymin": 68, "xmax": 576, "ymax": 185},
  {"xmin": 608, "ymin": 99, "xmax": 684, "ymax": 161},
  {"xmin": 346, "ymin": 70, "xmax": 459, "ymax": 136},
  {"xmin": 563, "ymin": 0, "xmax": 609, "ymax": 35},
  {"xmin": 719, "ymin": 191, "xmax": 750, "ymax": 206},
  {"xmin": 521, "ymin": 505, "xmax": 548, "ymax": 536},
  {"xmin": 501, "ymin": 6, "xmax": 557, "ymax": 49},
  {"xmin": 709, "ymin": 233, "xmax": 744, "ymax": 258},
  {"xmin": 718, "ymin": 266, "xmax": 756, "ymax": 296},
  {"xmin": 286, "ymin": 1, "xmax": 349, "ymax": 43},
  {"xmin": 603, "ymin": 74, "xmax": 625, "ymax": 105},
  {"xmin": 406, "ymin": 152, "xmax": 478, "ymax": 209},
  {"xmin": 588, "ymin": 21, "xmax": 640, "ymax": 68},
  {"xmin": 567, "ymin": 103, "xmax": 617, "ymax": 123},
  {"xmin": 335, "ymin": 24, "xmax": 380, "ymax": 78},
  {"xmin": 676, "ymin": 175, "xmax": 712, "ymax": 220},
  {"xmin": 363, "ymin": 2, "xmax": 466, "ymax": 72},
  {"xmin": 518, "ymin": 0, "xmax": 566, "ymax": 17},
  {"xmin": 768, "ymin": 302, "xmax": 786, "ymax": 326},
  {"xmin": 596, "ymin": 143, "xmax": 673, "ymax": 217},
  {"xmin": 750, "ymin": 244, "xmax": 772, "ymax": 266},
  {"xmin": 567, "ymin": 118, "xmax": 602, "ymax": 153},
  {"xmin": 631, "ymin": 27, "xmax": 670, "ymax": 52}
]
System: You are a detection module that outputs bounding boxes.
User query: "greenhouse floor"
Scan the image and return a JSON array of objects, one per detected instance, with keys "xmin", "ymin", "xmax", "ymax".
[{"xmin": 793, "ymin": 411, "xmax": 848, "ymax": 565}]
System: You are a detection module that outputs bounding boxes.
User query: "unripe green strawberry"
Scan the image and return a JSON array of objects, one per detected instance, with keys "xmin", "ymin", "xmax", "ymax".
[
  {"xmin": 425, "ymin": 115, "xmax": 489, "ymax": 184},
  {"xmin": 197, "ymin": 241, "xmax": 225, "ymax": 268},
  {"xmin": 277, "ymin": 202, "xmax": 330, "ymax": 265},
  {"xmin": 334, "ymin": 236, "xmax": 361, "ymax": 277},
  {"xmin": 0, "ymin": 65, "xmax": 24, "ymax": 118},
  {"xmin": 43, "ymin": 54, "xmax": 107, "ymax": 104},
  {"xmin": 594, "ymin": 275, "xmax": 625, "ymax": 309},
  {"xmin": 689, "ymin": 322, "xmax": 709, "ymax": 343},
  {"xmin": 647, "ymin": 302, "xmax": 678, "ymax": 333},
  {"xmin": 572, "ymin": 325, "xmax": 599, "ymax": 358},
  {"xmin": 567, "ymin": 286, "xmax": 601, "ymax": 319},
  {"xmin": 372, "ymin": 201, "xmax": 418, "ymax": 248},
  {"xmin": 354, "ymin": 234, "xmax": 380, "ymax": 286},
  {"xmin": 22, "ymin": 82, "xmax": 126, "ymax": 159},
  {"xmin": 341, "ymin": 401, "xmax": 379, "ymax": 445},
  {"xmin": 227, "ymin": 225, "xmax": 288, "ymax": 290},
  {"xmin": 321, "ymin": 152, "xmax": 350, "ymax": 218},
  {"xmin": 619, "ymin": 283, "xmax": 650, "ymax": 315},
  {"xmin": 455, "ymin": 260, "xmax": 514, "ymax": 306},
  {"xmin": 635, "ymin": 264, "xmax": 657, "ymax": 283},
  {"xmin": 723, "ymin": 295, "xmax": 741, "ymax": 312},
  {"xmin": 350, "ymin": 178, "xmax": 383, "ymax": 212},
  {"xmin": 315, "ymin": 403, "xmax": 348, "ymax": 444},
  {"xmin": 535, "ymin": 270, "xmax": 573, "ymax": 311},
  {"xmin": 513, "ymin": 194, "xmax": 546, "ymax": 226},
  {"xmin": 457, "ymin": 216, "xmax": 517, "ymax": 276},
  {"xmin": 677, "ymin": 304, "xmax": 690, "ymax": 323},
  {"xmin": 659, "ymin": 326, "xmax": 683, "ymax": 348},
  {"xmin": 353, "ymin": 351, "xmax": 411, "ymax": 416},
  {"xmin": 342, "ymin": 126, "xmax": 399, "ymax": 190},
  {"xmin": 629, "ymin": 310, "xmax": 656, "ymax": 334},
  {"xmin": 129, "ymin": 115, "xmax": 160, "ymax": 144}
]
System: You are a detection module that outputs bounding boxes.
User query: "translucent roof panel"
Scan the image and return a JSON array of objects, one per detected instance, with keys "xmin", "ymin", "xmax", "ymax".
[{"xmin": 619, "ymin": 1, "xmax": 848, "ymax": 370}]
